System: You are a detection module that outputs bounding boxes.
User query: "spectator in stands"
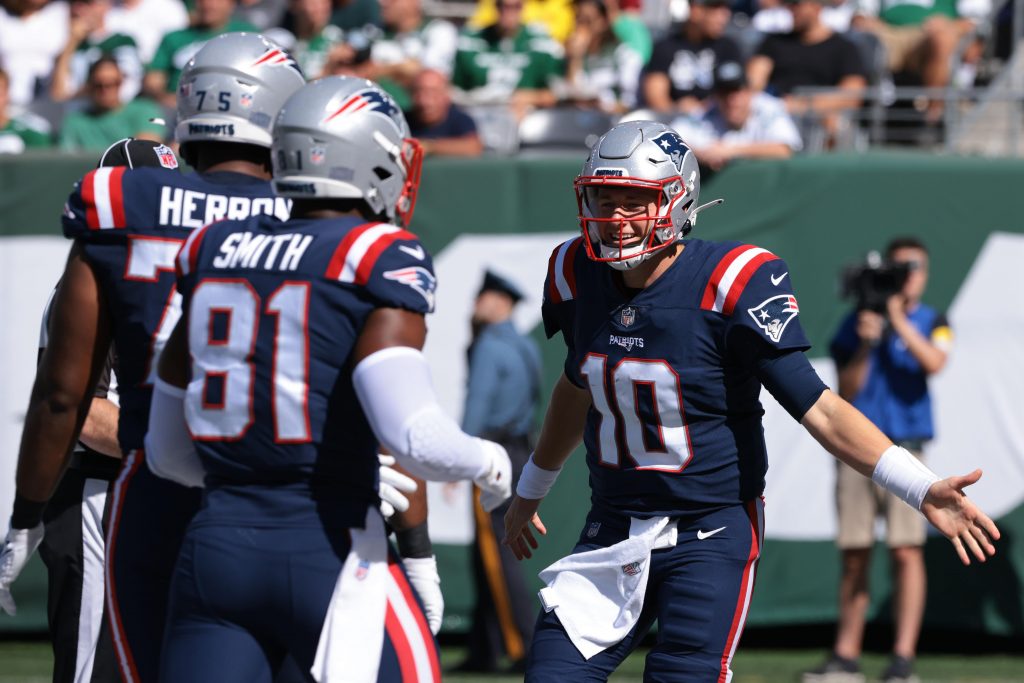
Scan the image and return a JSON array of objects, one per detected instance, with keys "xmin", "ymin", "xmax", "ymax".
[
  {"xmin": 50, "ymin": 0, "xmax": 143, "ymax": 103},
  {"xmin": 753, "ymin": 0, "xmax": 854, "ymax": 34},
  {"xmin": 671, "ymin": 60, "xmax": 801, "ymax": 170},
  {"xmin": 640, "ymin": 0, "xmax": 742, "ymax": 114},
  {"xmin": 563, "ymin": 0, "xmax": 644, "ymax": 113},
  {"xmin": 143, "ymin": 0, "xmax": 256, "ymax": 108},
  {"xmin": 234, "ymin": 0, "xmax": 288, "ymax": 31},
  {"xmin": 852, "ymin": 0, "xmax": 989, "ymax": 124},
  {"xmin": 274, "ymin": 0, "xmax": 346, "ymax": 78},
  {"xmin": 748, "ymin": 0, "xmax": 867, "ymax": 142},
  {"xmin": 365, "ymin": 0, "xmax": 458, "ymax": 109},
  {"xmin": 452, "ymin": 0, "xmax": 565, "ymax": 118},
  {"xmin": 408, "ymin": 68, "xmax": 483, "ymax": 157},
  {"xmin": 60, "ymin": 56, "xmax": 165, "ymax": 150},
  {"xmin": 605, "ymin": 0, "xmax": 652, "ymax": 62},
  {"xmin": 805, "ymin": 237, "xmax": 951, "ymax": 683},
  {"xmin": 330, "ymin": 0, "xmax": 381, "ymax": 30},
  {"xmin": 106, "ymin": 0, "xmax": 188, "ymax": 63},
  {"xmin": 469, "ymin": 0, "xmax": 575, "ymax": 43},
  {"xmin": 320, "ymin": 30, "xmax": 376, "ymax": 78},
  {"xmin": 0, "ymin": 0, "xmax": 70, "ymax": 110},
  {"xmin": 0, "ymin": 68, "xmax": 51, "ymax": 152}
]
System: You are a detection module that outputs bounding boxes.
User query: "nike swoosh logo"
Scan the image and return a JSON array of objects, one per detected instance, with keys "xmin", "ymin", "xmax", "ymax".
[
  {"xmin": 770, "ymin": 272, "xmax": 788, "ymax": 286},
  {"xmin": 399, "ymin": 244, "xmax": 425, "ymax": 260},
  {"xmin": 696, "ymin": 526, "xmax": 726, "ymax": 540}
]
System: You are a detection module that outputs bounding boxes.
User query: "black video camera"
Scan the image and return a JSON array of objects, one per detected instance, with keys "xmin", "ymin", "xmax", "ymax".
[{"xmin": 840, "ymin": 252, "xmax": 911, "ymax": 313}]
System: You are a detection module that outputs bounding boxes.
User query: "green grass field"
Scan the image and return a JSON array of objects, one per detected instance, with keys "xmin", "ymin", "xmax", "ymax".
[{"xmin": 1, "ymin": 641, "xmax": 1021, "ymax": 683}]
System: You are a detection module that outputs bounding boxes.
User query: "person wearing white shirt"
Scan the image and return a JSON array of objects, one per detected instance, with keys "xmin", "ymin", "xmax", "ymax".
[
  {"xmin": 106, "ymin": 0, "xmax": 188, "ymax": 63},
  {"xmin": 672, "ymin": 60, "xmax": 801, "ymax": 171},
  {"xmin": 0, "ymin": 0, "xmax": 70, "ymax": 110}
]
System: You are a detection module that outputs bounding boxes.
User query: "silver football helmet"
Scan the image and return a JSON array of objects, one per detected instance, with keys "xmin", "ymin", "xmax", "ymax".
[
  {"xmin": 271, "ymin": 76, "xmax": 423, "ymax": 227},
  {"xmin": 175, "ymin": 32, "xmax": 306, "ymax": 149},
  {"xmin": 575, "ymin": 120, "xmax": 721, "ymax": 271}
]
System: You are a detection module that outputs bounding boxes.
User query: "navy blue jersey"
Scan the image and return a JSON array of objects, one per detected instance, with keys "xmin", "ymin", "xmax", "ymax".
[
  {"xmin": 176, "ymin": 217, "xmax": 436, "ymax": 528},
  {"xmin": 542, "ymin": 238, "xmax": 813, "ymax": 517},
  {"xmin": 62, "ymin": 167, "xmax": 289, "ymax": 452}
]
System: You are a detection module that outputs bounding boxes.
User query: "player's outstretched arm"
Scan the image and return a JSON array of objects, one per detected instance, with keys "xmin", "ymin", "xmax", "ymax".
[
  {"xmin": 16, "ymin": 243, "xmax": 111, "ymax": 505},
  {"xmin": 504, "ymin": 373, "xmax": 591, "ymax": 561},
  {"xmin": 352, "ymin": 308, "xmax": 512, "ymax": 509},
  {"xmin": 801, "ymin": 388, "xmax": 1000, "ymax": 565}
]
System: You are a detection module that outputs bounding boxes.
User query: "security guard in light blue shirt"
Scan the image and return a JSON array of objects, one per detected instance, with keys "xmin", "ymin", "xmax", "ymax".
[{"xmin": 455, "ymin": 269, "xmax": 541, "ymax": 673}]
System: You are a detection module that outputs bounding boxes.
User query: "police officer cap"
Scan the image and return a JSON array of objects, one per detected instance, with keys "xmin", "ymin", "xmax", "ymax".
[
  {"xmin": 97, "ymin": 138, "xmax": 179, "ymax": 170},
  {"xmin": 479, "ymin": 269, "xmax": 525, "ymax": 303}
]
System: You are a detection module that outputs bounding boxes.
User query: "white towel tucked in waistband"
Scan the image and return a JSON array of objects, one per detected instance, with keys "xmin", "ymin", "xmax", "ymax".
[
  {"xmin": 537, "ymin": 516, "xmax": 678, "ymax": 660},
  {"xmin": 311, "ymin": 510, "xmax": 388, "ymax": 682}
]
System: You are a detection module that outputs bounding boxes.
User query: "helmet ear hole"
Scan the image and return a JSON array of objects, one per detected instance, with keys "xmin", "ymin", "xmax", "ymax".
[{"xmin": 373, "ymin": 166, "xmax": 392, "ymax": 181}]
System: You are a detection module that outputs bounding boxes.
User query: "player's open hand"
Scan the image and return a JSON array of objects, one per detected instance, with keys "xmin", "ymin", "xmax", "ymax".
[
  {"xmin": 921, "ymin": 469, "xmax": 1000, "ymax": 566},
  {"xmin": 503, "ymin": 494, "xmax": 547, "ymax": 561}
]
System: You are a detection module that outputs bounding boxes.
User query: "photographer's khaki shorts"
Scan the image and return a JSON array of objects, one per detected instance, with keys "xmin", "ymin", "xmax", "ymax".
[{"xmin": 836, "ymin": 452, "xmax": 927, "ymax": 549}]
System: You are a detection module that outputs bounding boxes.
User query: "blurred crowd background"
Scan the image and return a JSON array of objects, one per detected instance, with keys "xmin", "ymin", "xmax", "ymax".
[{"xmin": 1, "ymin": 0, "xmax": 1022, "ymax": 161}]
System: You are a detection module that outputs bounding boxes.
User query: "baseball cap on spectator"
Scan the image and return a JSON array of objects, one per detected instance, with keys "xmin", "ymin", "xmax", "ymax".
[
  {"xmin": 713, "ymin": 61, "xmax": 748, "ymax": 91},
  {"xmin": 97, "ymin": 137, "xmax": 179, "ymax": 169}
]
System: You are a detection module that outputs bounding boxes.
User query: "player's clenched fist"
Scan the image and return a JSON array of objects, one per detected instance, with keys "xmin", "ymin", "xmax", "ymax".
[{"xmin": 474, "ymin": 440, "xmax": 512, "ymax": 512}]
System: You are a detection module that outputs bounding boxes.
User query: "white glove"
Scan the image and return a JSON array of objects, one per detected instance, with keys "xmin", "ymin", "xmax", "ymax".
[
  {"xmin": 378, "ymin": 454, "xmax": 418, "ymax": 520},
  {"xmin": 0, "ymin": 523, "xmax": 45, "ymax": 616},
  {"xmin": 474, "ymin": 440, "xmax": 512, "ymax": 513},
  {"xmin": 402, "ymin": 556, "xmax": 444, "ymax": 635}
]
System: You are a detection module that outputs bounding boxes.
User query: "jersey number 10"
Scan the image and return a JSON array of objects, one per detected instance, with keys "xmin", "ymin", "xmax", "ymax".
[{"xmin": 580, "ymin": 353, "xmax": 694, "ymax": 472}]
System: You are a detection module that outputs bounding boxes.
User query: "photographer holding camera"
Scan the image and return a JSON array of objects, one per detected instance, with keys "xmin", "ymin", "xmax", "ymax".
[{"xmin": 807, "ymin": 237, "xmax": 953, "ymax": 683}]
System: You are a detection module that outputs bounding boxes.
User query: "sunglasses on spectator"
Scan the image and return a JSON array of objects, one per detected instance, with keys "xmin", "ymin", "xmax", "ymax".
[
  {"xmin": 892, "ymin": 259, "xmax": 924, "ymax": 270},
  {"xmin": 92, "ymin": 79, "xmax": 123, "ymax": 89}
]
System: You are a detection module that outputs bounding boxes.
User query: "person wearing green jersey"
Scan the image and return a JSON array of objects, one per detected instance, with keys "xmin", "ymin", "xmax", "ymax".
[
  {"xmin": 275, "ymin": 0, "xmax": 347, "ymax": 78},
  {"xmin": 0, "ymin": 69, "xmax": 51, "ymax": 153},
  {"xmin": 60, "ymin": 57, "xmax": 167, "ymax": 151},
  {"xmin": 852, "ymin": 0, "xmax": 987, "ymax": 125},
  {"xmin": 143, "ymin": 0, "xmax": 256, "ymax": 107},
  {"xmin": 50, "ymin": 0, "xmax": 143, "ymax": 103},
  {"xmin": 452, "ymin": 0, "xmax": 565, "ymax": 118}
]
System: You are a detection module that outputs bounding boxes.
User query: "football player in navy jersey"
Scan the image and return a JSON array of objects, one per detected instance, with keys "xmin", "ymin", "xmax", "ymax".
[
  {"xmin": 146, "ymin": 77, "xmax": 512, "ymax": 683},
  {"xmin": 0, "ymin": 33, "xmax": 307, "ymax": 683},
  {"xmin": 502, "ymin": 120, "xmax": 1000, "ymax": 683}
]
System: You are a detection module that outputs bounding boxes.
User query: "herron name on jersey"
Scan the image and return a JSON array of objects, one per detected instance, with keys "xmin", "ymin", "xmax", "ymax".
[
  {"xmin": 176, "ymin": 216, "xmax": 436, "ymax": 529},
  {"xmin": 542, "ymin": 237, "xmax": 816, "ymax": 518},
  {"xmin": 63, "ymin": 167, "xmax": 290, "ymax": 453}
]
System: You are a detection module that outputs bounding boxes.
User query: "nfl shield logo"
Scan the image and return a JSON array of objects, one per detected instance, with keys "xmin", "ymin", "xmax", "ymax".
[
  {"xmin": 310, "ymin": 146, "xmax": 326, "ymax": 165},
  {"xmin": 622, "ymin": 561, "xmax": 642, "ymax": 576},
  {"xmin": 586, "ymin": 522, "xmax": 601, "ymax": 538},
  {"xmin": 153, "ymin": 144, "xmax": 178, "ymax": 169},
  {"xmin": 239, "ymin": 92, "xmax": 254, "ymax": 108},
  {"xmin": 355, "ymin": 559, "xmax": 371, "ymax": 580},
  {"xmin": 620, "ymin": 306, "xmax": 636, "ymax": 328}
]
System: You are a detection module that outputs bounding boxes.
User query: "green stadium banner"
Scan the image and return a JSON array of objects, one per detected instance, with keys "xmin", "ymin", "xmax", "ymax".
[{"xmin": 1, "ymin": 152, "xmax": 1022, "ymax": 639}]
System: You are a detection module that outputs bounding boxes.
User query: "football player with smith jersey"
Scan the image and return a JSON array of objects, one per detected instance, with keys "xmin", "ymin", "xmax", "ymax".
[
  {"xmin": 147, "ymin": 77, "xmax": 512, "ymax": 683},
  {"xmin": 502, "ymin": 120, "xmax": 1000, "ymax": 683},
  {"xmin": 0, "ymin": 33, "xmax": 305, "ymax": 683}
]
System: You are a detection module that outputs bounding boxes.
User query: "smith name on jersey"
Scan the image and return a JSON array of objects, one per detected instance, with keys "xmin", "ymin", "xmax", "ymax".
[
  {"xmin": 542, "ymin": 237, "xmax": 826, "ymax": 518},
  {"xmin": 62, "ymin": 167, "xmax": 290, "ymax": 453},
  {"xmin": 176, "ymin": 216, "xmax": 436, "ymax": 529}
]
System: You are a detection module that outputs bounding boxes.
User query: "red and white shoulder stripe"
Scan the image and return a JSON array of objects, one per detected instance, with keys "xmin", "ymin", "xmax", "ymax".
[
  {"xmin": 700, "ymin": 245, "xmax": 778, "ymax": 316},
  {"xmin": 81, "ymin": 167, "xmax": 128, "ymax": 230},
  {"xmin": 326, "ymin": 222, "xmax": 419, "ymax": 285},
  {"xmin": 175, "ymin": 222, "xmax": 214, "ymax": 279},
  {"xmin": 546, "ymin": 236, "xmax": 583, "ymax": 304}
]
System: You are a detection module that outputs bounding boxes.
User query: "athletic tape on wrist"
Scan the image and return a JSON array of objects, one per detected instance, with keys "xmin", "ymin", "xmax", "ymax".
[
  {"xmin": 515, "ymin": 455, "xmax": 561, "ymax": 500},
  {"xmin": 871, "ymin": 445, "xmax": 940, "ymax": 510}
]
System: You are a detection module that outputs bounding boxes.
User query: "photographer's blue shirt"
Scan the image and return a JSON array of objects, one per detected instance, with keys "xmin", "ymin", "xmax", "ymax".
[{"xmin": 830, "ymin": 304, "xmax": 951, "ymax": 442}]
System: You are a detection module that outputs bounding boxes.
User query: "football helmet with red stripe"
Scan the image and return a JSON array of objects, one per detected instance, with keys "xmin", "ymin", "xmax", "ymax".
[
  {"xmin": 575, "ymin": 120, "xmax": 721, "ymax": 271},
  {"xmin": 175, "ymin": 33, "xmax": 305, "ymax": 150},
  {"xmin": 270, "ymin": 77, "xmax": 423, "ymax": 228}
]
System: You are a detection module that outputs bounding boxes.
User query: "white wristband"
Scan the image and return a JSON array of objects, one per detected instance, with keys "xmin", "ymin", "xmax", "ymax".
[
  {"xmin": 871, "ymin": 445, "xmax": 940, "ymax": 510},
  {"xmin": 516, "ymin": 454, "xmax": 561, "ymax": 500}
]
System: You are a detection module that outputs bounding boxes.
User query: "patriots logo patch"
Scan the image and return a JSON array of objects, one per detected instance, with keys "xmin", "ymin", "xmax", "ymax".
[
  {"xmin": 251, "ymin": 48, "xmax": 303, "ymax": 77},
  {"xmin": 324, "ymin": 88, "xmax": 403, "ymax": 134},
  {"xmin": 383, "ymin": 266, "xmax": 436, "ymax": 310},
  {"xmin": 747, "ymin": 294, "xmax": 800, "ymax": 343},
  {"xmin": 651, "ymin": 132, "xmax": 689, "ymax": 172}
]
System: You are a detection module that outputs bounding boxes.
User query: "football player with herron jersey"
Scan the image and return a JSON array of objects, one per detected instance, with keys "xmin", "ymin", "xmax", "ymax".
[{"xmin": 502, "ymin": 120, "xmax": 1000, "ymax": 682}]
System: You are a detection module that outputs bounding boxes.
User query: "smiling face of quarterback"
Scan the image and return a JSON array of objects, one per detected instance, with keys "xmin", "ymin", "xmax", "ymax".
[{"xmin": 591, "ymin": 185, "xmax": 662, "ymax": 248}]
